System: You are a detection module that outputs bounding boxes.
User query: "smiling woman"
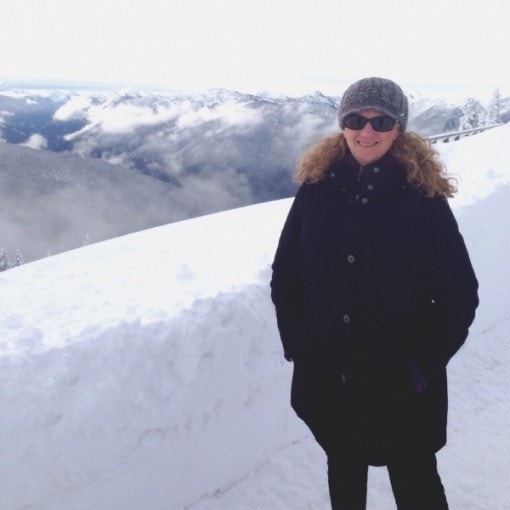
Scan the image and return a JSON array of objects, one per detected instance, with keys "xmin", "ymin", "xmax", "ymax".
[
  {"xmin": 271, "ymin": 76, "xmax": 479, "ymax": 509},
  {"xmin": 338, "ymin": 79, "xmax": 406, "ymax": 166},
  {"xmin": 342, "ymin": 110, "xmax": 400, "ymax": 166}
]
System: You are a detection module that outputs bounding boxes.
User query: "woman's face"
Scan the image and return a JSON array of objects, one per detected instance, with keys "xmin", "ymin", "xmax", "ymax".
[{"xmin": 343, "ymin": 108, "xmax": 400, "ymax": 166}]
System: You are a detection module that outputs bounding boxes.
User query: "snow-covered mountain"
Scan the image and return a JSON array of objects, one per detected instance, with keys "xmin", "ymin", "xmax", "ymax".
[
  {"xmin": 0, "ymin": 123, "xmax": 509, "ymax": 509},
  {"xmin": 1, "ymin": 85, "xmax": 508, "ymax": 264},
  {"xmin": 407, "ymin": 86, "xmax": 509, "ymax": 135},
  {"xmin": 2, "ymin": 84, "xmax": 507, "ymax": 156}
]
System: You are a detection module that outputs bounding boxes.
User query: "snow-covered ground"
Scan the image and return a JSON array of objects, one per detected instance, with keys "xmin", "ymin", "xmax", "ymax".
[{"xmin": 1, "ymin": 124, "xmax": 510, "ymax": 509}]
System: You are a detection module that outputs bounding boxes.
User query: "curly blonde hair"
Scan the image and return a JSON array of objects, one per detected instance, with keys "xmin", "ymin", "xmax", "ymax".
[{"xmin": 294, "ymin": 131, "xmax": 457, "ymax": 198}]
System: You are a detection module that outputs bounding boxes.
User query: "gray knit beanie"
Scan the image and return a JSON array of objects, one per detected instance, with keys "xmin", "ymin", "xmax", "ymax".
[{"xmin": 338, "ymin": 77, "xmax": 408, "ymax": 131}]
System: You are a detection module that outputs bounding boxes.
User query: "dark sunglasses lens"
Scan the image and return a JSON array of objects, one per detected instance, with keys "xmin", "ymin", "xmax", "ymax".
[
  {"xmin": 344, "ymin": 114, "xmax": 396, "ymax": 132},
  {"xmin": 370, "ymin": 116, "xmax": 396, "ymax": 132},
  {"xmin": 344, "ymin": 113, "xmax": 367, "ymax": 131},
  {"xmin": 344, "ymin": 114, "xmax": 367, "ymax": 130}
]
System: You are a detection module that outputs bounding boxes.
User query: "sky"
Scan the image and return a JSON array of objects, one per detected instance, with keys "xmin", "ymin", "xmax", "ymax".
[
  {"xmin": 1, "ymin": 0, "xmax": 509, "ymax": 96},
  {"xmin": 0, "ymin": 124, "xmax": 509, "ymax": 509}
]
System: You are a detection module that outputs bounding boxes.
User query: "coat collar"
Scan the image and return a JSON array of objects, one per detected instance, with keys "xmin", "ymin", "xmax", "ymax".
[{"xmin": 327, "ymin": 150, "xmax": 407, "ymax": 195}]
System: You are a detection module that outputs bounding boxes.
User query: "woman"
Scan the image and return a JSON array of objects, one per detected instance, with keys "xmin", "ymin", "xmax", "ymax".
[{"xmin": 270, "ymin": 77, "xmax": 479, "ymax": 509}]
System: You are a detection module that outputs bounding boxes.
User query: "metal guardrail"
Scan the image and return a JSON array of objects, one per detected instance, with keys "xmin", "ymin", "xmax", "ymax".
[{"xmin": 429, "ymin": 124, "xmax": 502, "ymax": 144}]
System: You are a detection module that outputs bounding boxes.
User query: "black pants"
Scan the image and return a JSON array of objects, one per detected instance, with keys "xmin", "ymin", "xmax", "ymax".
[{"xmin": 327, "ymin": 451, "xmax": 449, "ymax": 509}]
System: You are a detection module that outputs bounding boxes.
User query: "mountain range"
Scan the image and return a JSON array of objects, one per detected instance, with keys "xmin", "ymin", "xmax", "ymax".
[{"xmin": 1, "ymin": 85, "xmax": 508, "ymax": 263}]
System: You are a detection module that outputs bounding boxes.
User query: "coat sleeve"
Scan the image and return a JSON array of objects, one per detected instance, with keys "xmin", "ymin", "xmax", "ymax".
[
  {"xmin": 417, "ymin": 196, "xmax": 479, "ymax": 376},
  {"xmin": 270, "ymin": 187, "xmax": 308, "ymax": 361}
]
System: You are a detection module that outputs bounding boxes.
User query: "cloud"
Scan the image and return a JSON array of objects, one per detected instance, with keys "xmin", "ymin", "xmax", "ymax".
[
  {"xmin": 61, "ymin": 99, "xmax": 181, "ymax": 135},
  {"xmin": 53, "ymin": 95, "xmax": 94, "ymax": 121},
  {"xmin": 21, "ymin": 134, "xmax": 48, "ymax": 150},
  {"xmin": 176, "ymin": 100, "xmax": 264, "ymax": 130}
]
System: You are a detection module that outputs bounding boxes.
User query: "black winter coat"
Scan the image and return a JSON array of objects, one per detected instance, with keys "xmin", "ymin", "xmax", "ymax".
[{"xmin": 270, "ymin": 154, "xmax": 479, "ymax": 465}]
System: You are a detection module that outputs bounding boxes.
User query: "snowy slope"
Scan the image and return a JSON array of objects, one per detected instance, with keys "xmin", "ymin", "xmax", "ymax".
[{"xmin": 1, "ymin": 125, "xmax": 510, "ymax": 509}]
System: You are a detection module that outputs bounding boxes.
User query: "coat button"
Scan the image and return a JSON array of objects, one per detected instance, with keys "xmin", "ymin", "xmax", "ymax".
[
  {"xmin": 347, "ymin": 255, "xmax": 355, "ymax": 263},
  {"xmin": 361, "ymin": 197, "xmax": 368, "ymax": 204},
  {"xmin": 367, "ymin": 184, "xmax": 374, "ymax": 191},
  {"xmin": 343, "ymin": 314, "xmax": 351, "ymax": 324},
  {"xmin": 373, "ymin": 166, "xmax": 380, "ymax": 173}
]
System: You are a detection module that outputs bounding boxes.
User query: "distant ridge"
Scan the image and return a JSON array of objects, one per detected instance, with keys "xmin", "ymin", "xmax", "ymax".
[{"xmin": 1, "ymin": 86, "xmax": 508, "ymax": 263}]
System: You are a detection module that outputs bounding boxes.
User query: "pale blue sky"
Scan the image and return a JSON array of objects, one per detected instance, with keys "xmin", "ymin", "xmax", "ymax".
[{"xmin": 1, "ymin": 0, "xmax": 508, "ymax": 95}]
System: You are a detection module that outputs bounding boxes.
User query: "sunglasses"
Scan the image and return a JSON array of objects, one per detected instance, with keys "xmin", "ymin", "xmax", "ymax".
[{"xmin": 343, "ymin": 113, "xmax": 397, "ymax": 132}]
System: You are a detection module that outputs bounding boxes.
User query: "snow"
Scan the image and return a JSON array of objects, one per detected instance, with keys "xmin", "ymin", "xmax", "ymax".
[{"xmin": 1, "ymin": 125, "xmax": 510, "ymax": 509}]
